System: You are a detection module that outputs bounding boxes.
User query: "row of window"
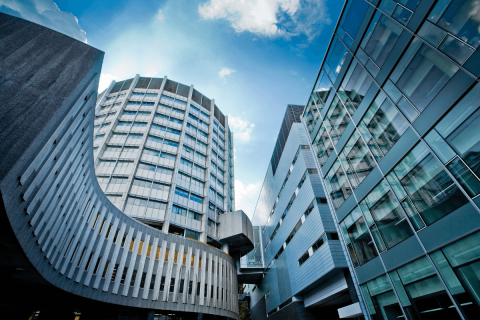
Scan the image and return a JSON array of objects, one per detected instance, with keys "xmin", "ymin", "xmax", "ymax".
[
  {"xmin": 172, "ymin": 204, "xmax": 202, "ymax": 222},
  {"xmin": 263, "ymin": 146, "xmax": 306, "ymax": 229},
  {"xmin": 267, "ymin": 198, "xmax": 327, "ymax": 269},
  {"xmin": 179, "ymin": 157, "xmax": 207, "ymax": 175},
  {"xmin": 360, "ymin": 230, "xmax": 480, "ymax": 320},
  {"xmin": 175, "ymin": 187, "xmax": 203, "ymax": 204},
  {"xmin": 263, "ymin": 169, "xmax": 316, "ymax": 251},
  {"xmin": 298, "ymin": 232, "xmax": 339, "ymax": 266},
  {"xmin": 209, "ymin": 187, "xmax": 225, "ymax": 205}
]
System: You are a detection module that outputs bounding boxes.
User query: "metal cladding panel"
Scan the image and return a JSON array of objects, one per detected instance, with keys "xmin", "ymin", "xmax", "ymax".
[
  {"xmin": 148, "ymin": 77, "xmax": 163, "ymax": 89},
  {"xmin": 192, "ymin": 89, "xmax": 202, "ymax": 106},
  {"xmin": 135, "ymin": 77, "xmax": 151, "ymax": 89},
  {"xmin": 214, "ymin": 104, "xmax": 226, "ymax": 127},
  {"xmin": 270, "ymin": 105, "xmax": 305, "ymax": 176},
  {"xmin": 201, "ymin": 95, "xmax": 211, "ymax": 111},
  {"xmin": 121, "ymin": 78, "xmax": 134, "ymax": 91},
  {"xmin": 251, "ymin": 121, "xmax": 345, "ymax": 313},
  {"xmin": 176, "ymin": 83, "xmax": 190, "ymax": 98},
  {"xmin": 164, "ymin": 79, "xmax": 178, "ymax": 93},
  {"xmin": 110, "ymin": 81, "xmax": 124, "ymax": 93}
]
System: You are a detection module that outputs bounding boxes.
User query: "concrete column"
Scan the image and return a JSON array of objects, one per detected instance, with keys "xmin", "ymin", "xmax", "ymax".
[{"xmin": 222, "ymin": 242, "xmax": 229, "ymax": 255}]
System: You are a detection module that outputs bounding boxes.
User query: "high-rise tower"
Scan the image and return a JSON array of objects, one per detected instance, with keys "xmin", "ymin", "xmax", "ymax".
[
  {"xmin": 93, "ymin": 76, "xmax": 235, "ymax": 247},
  {"xmin": 303, "ymin": 0, "xmax": 480, "ymax": 319}
]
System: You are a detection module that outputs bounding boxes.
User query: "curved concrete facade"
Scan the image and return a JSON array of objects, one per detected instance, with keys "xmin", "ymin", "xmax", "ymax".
[
  {"xmin": 0, "ymin": 13, "xmax": 238, "ymax": 319},
  {"xmin": 92, "ymin": 75, "xmax": 235, "ymax": 247}
]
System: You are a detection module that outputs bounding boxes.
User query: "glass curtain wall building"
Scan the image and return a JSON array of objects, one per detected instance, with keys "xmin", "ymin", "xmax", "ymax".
[
  {"xmin": 247, "ymin": 105, "xmax": 365, "ymax": 320},
  {"xmin": 302, "ymin": 0, "xmax": 480, "ymax": 319},
  {"xmin": 93, "ymin": 75, "xmax": 235, "ymax": 247}
]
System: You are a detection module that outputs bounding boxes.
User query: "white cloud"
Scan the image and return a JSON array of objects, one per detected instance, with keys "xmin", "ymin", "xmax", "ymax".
[
  {"xmin": 0, "ymin": 0, "xmax": 87, "ymax": 43},
  {"xmin": 198, "ymin": 0, "xmax": 330, "ymax": 41},
  {"xmin": 157, "ymin": 9, "xmax": 164, "ymax": 21},
  {"xmin": 219, "ymin": 67, "xmax": 236, "ymax": 77},
  {"xmin": 98, "ymin": 73, "xmax": 122, "ymax": 93},
  {"xmin": 235, "ymin": 180, "xmax": 262, "ymax": 219},
  {"xmin": 228, "ymin": 116, "xmax": 255, "ymax": 141}
]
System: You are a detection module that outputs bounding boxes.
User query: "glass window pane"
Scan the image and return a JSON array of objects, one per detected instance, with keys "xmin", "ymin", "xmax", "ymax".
[
  {"xmin": 340, "ymin": 0, "xmax": 370, "ymax": 40},
  {"xmin": 439, "ymin": 34, "xmax": 474, "ymax": 65},
  {"xmin": 418, "ymin": 20, "xmax": 447, "ymax": 47},
  {"xmin": 437, "ymin": 0, "xmax": 480, "ymax": 47},
  {"xmin": 365, "ymin": 59, "xmax": 380, "ymax": 77},
  {"xmin": 446, "ymin": 157, "xmax": 480, "ymax": 197},
  {"xmin": 444, "ymin": 108, "xmax": 480, "ymax": 177},
  {"xmin": 342, "ymin": 207, "xmax": 378, "ymax": 267},
  {"xmin": 362, "ymin": 275, "xmax": 404, "ymax": 320},
  {"xmin": 396, "ymin": 96, "xmax": 419, "ymax": 122},
  {"xmin": 325, "ymin": 160, "xmax": 352, "ymax": 210},
  {"xmin": 361, "ymin": 180, "xmax": 413, "ymax": 249},
  {"xmin": 326, "ymin": 37, "xmax": 349, "ymax": 78},
  {"xmin": 363, "ymin": 14, "xmax": 403, "ymax": 67},
  {"xmin": 392, "ymin": 5, "xmax": 412, "ymax": 25},
  {"xmin": 325, "ymin": 95, "xmax": 351, "ymax": 141},
  {"xmin": 313, "ymin": 70, "xmax": 334, "ymax": 107},
  {"xmin": 362, "ymin": 94, "xmax": 409, "ymax": 156},
  {"xmin": 339, "ymin": 62, "xmax": 373, "ymax": 114},
  {"xmin": 395, "ymin": 143, "xmax": 469, "ymax": 225},
  {"xmin": 424, "ymin": 130, "xmax": 456, "ymax": 163},
  {"xmin": 341, "ymin": 130, "xmax": 376, "ymax": 187},
  {"xmin": 312, "ymin": 124, "xmax": 334, "ymax": 167},
  {"xmin": 396, "ymin": 256, "xmax": 461, "ymax": 319},
  {"xmin": 396, "ymin": 44, "xmax": 458, "ymax": 111}
]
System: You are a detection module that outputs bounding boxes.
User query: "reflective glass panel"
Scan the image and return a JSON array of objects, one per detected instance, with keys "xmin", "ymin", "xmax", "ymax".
[
  {"xmin": 394, "ymin": 143, "xmax": 469, "ymax": 225},
  {"xmin": 361, "ymin": 180, "xmax": 413, "ymax": 249},
  {"xmin": 363, "ymin": 14, "xmax": 403, "ymax": 67},
  {"xmin": 395, "ymin": 44, "xmax": 458, "ymax": 111},
  {"xmin": 361, "ymin": 92, "xmax": 409, "ymax": 158}
]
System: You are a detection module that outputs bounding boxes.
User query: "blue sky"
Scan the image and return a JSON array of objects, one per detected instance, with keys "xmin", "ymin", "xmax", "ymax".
[{"xmin": 1, "ymin": 0, "xmax": 343, "ymax": 218}]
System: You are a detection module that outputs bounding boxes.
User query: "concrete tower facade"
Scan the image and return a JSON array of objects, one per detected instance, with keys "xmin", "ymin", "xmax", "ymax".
[{"xmin": 93, "ymin": 76, "xmax": 235, "ymax": 248}]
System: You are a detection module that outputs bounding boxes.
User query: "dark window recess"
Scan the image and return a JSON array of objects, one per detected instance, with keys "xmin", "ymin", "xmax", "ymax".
[
  {"xmin": 140, "ymin": 272, "xmax": 147, "ymax": 288},
  {"xmin": 179, "ymin": 279, "xmax": 185, "ymax": 294},
  {"xmin": 197, "ymin": 282, "xmax": 201, "ymax": 296},
  {"xmin": 202, "ymin": 96, "xmax": 212, "ymax": 111},
  {"xmin": 111, "ymin": 81, "xmax": 125, "ymax": 93},
  {"xmin": 121, "ymin": 78, "xmax": 134, "ymax": 91},
  {"xmin": 111, "ymin": 264, "xmax": 119, "ymax": 281},
  {"xmin": 279, "ymin": 298, "xmax": 293, "ymax": 310},
  {"xmin": 150, "ymin": 274, "xmax": 156, "ymax": 290},
  {"xmin": 177, "ymin": 83, "xmax": 190, "ymax": 98},
  {"xmin": 135, "ymin": 77, "xmax": 151, "ymax": 89},
  {"xmin": 298, "ymin": 252, "xmax": 310, "ymax": 266},
  {"xmin": 267, "ymin": 310, "xmax": 276, "ymax": 317},
  {"xmin": 149, "ymin": 77, "xmax": 163, "ymax": 89},
  {"xmin": 170, "ymin": 278, "xmax": 175, "ymax": 292},
  {"xmin": 188, "ymin": 281, "xmax": 193, "ymax": 294},
  {"xmin": 160, "ymin": 276, "xmax": 166, "ymax": 291},
  {"xmin": 120, "ymin": 267, "xmax": 128, "ymax": 284},
  {"xmin": 313, "ymin": 236, "xmax": 325, "ymax": 251},
  {"xmin": 271, "ymin": 105, "xmax": 305, "ymax": 175},
  {"xmin": 130, "ymin": 270, "xmax": 137, "ymax": 286},
  {"xmin": 204, "ymin": 284, "xmax": 208, "ymax": 297},
  {"xmin": 329, "ymin": 233, "xmax": 339, "ymax": 240},
  {"xmin": 192, "ymin": 89, "xmax": 203, "ymax": 106},
  {"xmin": 164, "ymin": 79, "xmax": 178, "ymax": 93}
]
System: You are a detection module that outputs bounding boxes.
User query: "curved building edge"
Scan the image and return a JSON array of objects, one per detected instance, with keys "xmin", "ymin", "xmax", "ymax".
[{"xmin": 0, "ymin": 13, "xmax": 242, "ymax": 319}]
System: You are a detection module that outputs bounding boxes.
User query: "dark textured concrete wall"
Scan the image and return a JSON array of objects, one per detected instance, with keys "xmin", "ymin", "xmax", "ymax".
[
  {"xmin": 0, "ymin": 13, "xmax": 103, "ymax": 180},
  {"xmin": 0, "ymin": 13, "xmax": 238, "ymax": 320}
]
